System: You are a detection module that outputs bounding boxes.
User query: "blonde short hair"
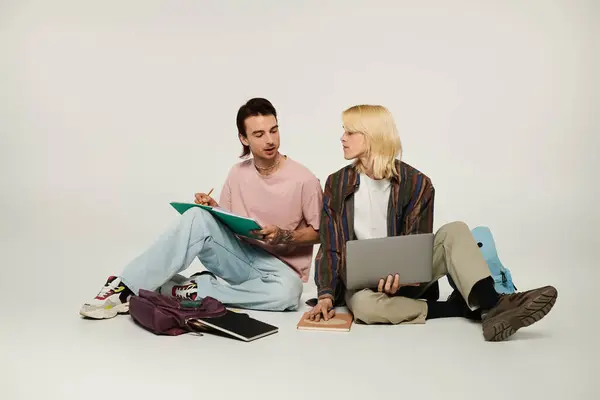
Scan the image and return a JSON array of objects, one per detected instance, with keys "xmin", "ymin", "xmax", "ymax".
[{"xmin": 342, "ymin": 104, "xmax": 402, "ymax": 179}]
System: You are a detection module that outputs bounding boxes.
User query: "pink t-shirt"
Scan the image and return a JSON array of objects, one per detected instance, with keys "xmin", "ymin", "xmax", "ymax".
[{"xmin": 218, "ymin": 157, "xmax": 322, "ymax": 282}]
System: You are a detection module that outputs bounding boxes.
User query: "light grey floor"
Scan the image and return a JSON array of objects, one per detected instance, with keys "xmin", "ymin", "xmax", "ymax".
[
  {"xmin": 1, "ymin": 232, "xmax": 596, "ymax": 400},
  {"xmin": 1, "ymin": 1, "xmax": 597, "ymax": 398}
]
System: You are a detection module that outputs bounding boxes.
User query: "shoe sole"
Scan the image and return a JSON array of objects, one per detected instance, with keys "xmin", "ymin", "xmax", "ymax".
[
  {"xmin": 79, "ymin": 302, "xmax": 129, "ymax": 320},
  {"xmin": 483, "ymin": 286, "xmax": 558, "ymax": 342}
]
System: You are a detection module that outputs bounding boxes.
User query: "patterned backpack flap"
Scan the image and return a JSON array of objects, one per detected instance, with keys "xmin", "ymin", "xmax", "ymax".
[{"xmin": 471, "ymin": 226, "xmax": 516, "ymax": 294}]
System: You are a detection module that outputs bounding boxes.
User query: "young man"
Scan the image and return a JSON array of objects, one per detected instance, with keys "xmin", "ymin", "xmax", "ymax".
[
  {"xmin": 80, "ymin": 98, "xmax": 323, "ymax": 319},
  {"xmin": 309, "ymin": 104, "xmax": 558, "ymax": 342}
]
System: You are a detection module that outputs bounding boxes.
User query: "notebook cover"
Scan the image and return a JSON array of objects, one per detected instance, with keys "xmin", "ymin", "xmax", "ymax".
[
  {"xmin": 209, "ymin": 209, "xmax": 262, "ymax": 237},
  {"xmin": 170, "ymin": 202, "xmax": 212, "ymax": 214},
  {"xmin": 296, "ymin": 312, "xmax": 353, "ymax": 332},
  {"xmin": 194, "ymin": 310, "xmax": 278, "ymax": 341},
  {"xmin": 169, "ymin": 202, "xmax": 262, "ymax": 237}
]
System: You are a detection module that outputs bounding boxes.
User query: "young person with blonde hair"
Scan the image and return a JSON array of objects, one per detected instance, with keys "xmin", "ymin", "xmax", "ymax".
[{"xmin": 308, "ymin": 104, "xmax": 558, "ymax": 341}]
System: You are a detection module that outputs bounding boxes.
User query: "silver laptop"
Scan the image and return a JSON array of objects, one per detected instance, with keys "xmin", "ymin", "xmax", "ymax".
[{"xmin": 344, "ymin": 233, "xmax": 434, "ymax": 291}]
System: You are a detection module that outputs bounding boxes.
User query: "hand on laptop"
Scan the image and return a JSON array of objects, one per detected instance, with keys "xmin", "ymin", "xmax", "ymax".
[
  {"xmin": 378, "ymin": 274, "xmax": 419, "ymax": 296},
  {"xmin": 307, "ymin": 297, "xmax": 335, "ymax": 322}
]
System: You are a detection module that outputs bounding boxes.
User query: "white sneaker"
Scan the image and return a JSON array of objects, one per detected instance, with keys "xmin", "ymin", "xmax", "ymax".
[
  {"xmin": 158, "ymin": 271, "xmax": 216, "ymax": 301},
  {"xmin": 159, "ymin": 277, "xmax": 199, "ymax": 301},
  {"xmin": 80, "ymin": 276, "xmax": 133, "ymax": 319}
]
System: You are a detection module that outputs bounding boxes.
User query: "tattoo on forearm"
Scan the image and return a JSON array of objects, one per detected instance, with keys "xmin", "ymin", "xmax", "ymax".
[{"xmin": 272, "ymin": 229, "xmax": 294, "ymax": 245}]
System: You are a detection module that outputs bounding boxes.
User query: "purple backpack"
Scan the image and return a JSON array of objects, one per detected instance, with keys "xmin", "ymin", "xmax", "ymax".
[{"xmin": 129, "ymin": 289, "xmax": 226, "ymax": 336}]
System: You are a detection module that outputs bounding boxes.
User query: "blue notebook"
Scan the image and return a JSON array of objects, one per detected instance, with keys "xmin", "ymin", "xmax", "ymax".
[{"xmin": 169, "ymin": 202, "xmax": 262, "ymax": 237}]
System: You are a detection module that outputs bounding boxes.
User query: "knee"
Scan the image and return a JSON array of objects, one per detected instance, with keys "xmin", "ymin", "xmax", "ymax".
[
  {"xmin": 438, "ymin": 221, "xmax": 470, "ymax": 234},
  {"xmin": 181, "ymin": 207, "xmax": 215, "ymax": 232},
  {"xmin": 436, "ymin": 221, "xmax": 471, "ymax": 242},
  {"xmin": 268, "ymin": 277, "xmax": 303, "ymax": 311},
  {"xmin": 182, "ymin": 207, "xmax": 212, "ymax": 221}
]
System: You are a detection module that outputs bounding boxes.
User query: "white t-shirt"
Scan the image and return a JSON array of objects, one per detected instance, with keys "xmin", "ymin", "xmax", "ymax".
[{"xmin": 353, "ymin": 174, "xmax": 391, "ymax": 240}]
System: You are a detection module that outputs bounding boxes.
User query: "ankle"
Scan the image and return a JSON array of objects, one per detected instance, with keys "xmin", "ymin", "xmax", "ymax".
[
  {"xmin": 468, "ymin": 277, "xmax": 500, "ymax": 310},
  {"xmin": 426, "ymin": 301, "xmax": 463, "ymax": 320}
]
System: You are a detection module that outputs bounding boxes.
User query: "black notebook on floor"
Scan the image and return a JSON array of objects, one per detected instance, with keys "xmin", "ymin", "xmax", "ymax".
[{"xmin": 189, "ymin": 310, "xmax": 278, "ymax": 342}]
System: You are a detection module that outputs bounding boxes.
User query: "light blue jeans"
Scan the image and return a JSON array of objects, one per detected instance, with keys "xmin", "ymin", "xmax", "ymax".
[{"xmin": 120, "ymin": 207, "xmax": 303, "ymax": 311}]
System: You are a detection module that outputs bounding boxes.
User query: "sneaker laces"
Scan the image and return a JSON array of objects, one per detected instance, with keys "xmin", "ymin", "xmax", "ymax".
[
  {"xmin": 174, "ymin": 284, "xmax": 197, "ymax": 299},
  {"xmin": 96, "ymin": 278, "xmax": 121, "ymax": 299}
]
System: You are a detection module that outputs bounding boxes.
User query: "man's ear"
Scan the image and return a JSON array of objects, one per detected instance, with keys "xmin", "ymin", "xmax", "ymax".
[{"xmin": 239, "ymin": 134, "xmax": 249, "ymax": 146}]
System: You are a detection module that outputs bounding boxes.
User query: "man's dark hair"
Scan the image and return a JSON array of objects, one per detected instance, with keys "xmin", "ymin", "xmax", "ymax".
[{"xmin": 236, "ymin": 98, "xmax": 278, "ymax": 158}]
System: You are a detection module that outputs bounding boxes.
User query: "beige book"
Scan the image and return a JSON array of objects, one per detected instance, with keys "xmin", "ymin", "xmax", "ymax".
[{"xmin": 296, "ymin": 312, "xmax": 353, "ymax": 332}]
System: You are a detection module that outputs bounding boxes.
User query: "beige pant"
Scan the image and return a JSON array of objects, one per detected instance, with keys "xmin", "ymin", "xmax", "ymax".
[{"xmin": 345, "ymin": 221, "xmax": 491, "ymax": 325}]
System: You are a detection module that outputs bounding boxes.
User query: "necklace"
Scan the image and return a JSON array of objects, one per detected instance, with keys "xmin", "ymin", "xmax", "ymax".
[{"xmin": 254, "ymin": 154, "xmax": 282, "ymax": 171}]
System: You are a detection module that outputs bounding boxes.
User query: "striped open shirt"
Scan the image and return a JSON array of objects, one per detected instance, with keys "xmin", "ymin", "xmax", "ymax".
[{"xmin": 314, "ymin": 160, "xmax": 436, "ymax": 303}]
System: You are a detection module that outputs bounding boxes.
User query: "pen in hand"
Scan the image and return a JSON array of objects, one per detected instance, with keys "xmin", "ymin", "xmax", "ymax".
[{"xmin": 194, "ymin": 188, "xmax": 214, "ymax": 206}]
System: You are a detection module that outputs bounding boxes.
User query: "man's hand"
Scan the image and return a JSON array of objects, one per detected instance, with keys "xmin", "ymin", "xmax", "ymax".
[
  {"xmin": 252, "ymin": 225, "xmax": 294, "ymax": 245},
  {"xmin": 377, "ymin": 274, "xmax": 420, "ymax": 296},
  {"xmin": 194, "ymin": 193, "xmax": 218, "ymax": 207},
  {"xmin": 308, "ymin": 298, "xmax": 335, "ymax": 322}
]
